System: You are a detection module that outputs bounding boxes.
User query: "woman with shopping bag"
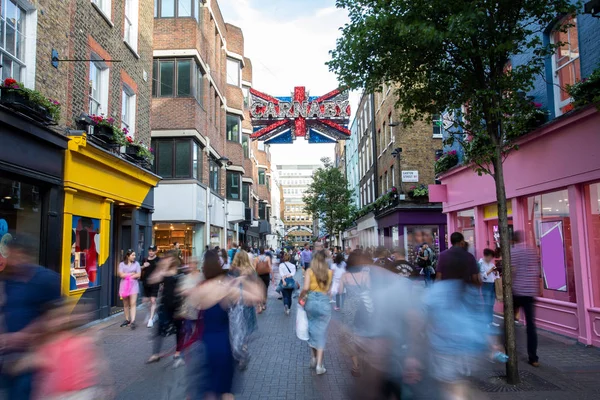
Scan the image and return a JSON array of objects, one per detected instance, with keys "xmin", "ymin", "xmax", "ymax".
[{"xmin": 118, "ymin": 249, "xmax": 141, "ymax": 329}]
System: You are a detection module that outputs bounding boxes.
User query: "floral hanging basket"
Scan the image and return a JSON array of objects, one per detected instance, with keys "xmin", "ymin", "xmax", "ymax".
[{"xmin": 0, "ymin": 77, "xmax": 60, "ymax": 125}]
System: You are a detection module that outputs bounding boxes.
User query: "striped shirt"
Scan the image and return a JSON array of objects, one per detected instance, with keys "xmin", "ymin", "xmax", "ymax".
[{"xmin": 511, "ymin": 244, "xmax": 541, "ymax": 297}]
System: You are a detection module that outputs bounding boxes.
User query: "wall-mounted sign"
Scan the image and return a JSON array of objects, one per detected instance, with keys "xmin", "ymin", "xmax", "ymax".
[
  {"xmin": 402, "ymin": 171, "xmax": 419, "ymax": 183},
  {"xmin": 250, "ymin": 86, "xmax": 351, "ymax": 144}
]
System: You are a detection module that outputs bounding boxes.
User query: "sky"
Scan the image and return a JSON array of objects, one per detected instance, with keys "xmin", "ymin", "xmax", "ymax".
[{"xmin": 218, "ymin": 0, "xmax": 358, "ymax": 168}]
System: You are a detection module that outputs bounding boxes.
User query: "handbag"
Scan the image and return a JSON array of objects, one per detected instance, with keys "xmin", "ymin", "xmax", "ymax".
[
  {"xmin": 229, "ymin": 283, "xmax": 248, "ymax": 362},
  {"xmin": 296, "ymin": 305, "xmax": 309, "ymax": 341},
  {"xmin": 119, "ymin": 276, "xmax": 133, "ymax": 299},
  {"xmin": 495, "ymin": 277, "xmax": 503, "ymax": 302},
  {"xmin": 281, "ymin": 262, "xmax": 296, "ymax": 289}
]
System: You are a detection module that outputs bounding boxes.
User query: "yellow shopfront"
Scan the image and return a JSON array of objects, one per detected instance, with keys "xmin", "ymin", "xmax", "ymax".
[{"xmin": 62, "ymin": 134, "xmax": 159, "ymax": 319}]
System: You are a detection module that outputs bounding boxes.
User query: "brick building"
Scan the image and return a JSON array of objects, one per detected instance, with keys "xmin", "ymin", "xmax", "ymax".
[
  {"xmin": 151, "ymin": 0, "xmax": 272, "ymax": 254},
  {"xmin": 1, "ymin": 0, "xmax": 159, "ymax": 319}
]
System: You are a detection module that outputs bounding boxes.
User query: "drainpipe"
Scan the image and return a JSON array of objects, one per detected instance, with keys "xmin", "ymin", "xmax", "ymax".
[{"xmin": 205, "ymin": 138, "xmax": 211, "ymax": 250}]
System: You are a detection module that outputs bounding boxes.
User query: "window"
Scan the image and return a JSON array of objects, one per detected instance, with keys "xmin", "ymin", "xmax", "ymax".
[
  {"xmin": 153, "ymin": 58, "xmax": 203, "ymax": 100},
  {"xmin": 242, "ymin": 86, "xmax": 250, "ymax": 108},
  {"xmin": 121, "ymin": 86, "xmax": 136, "ymax": 137},
  {"xmin": 379, "ymin": 175, "xmax": 383, "ymax": 195},
  {"xmin": 209, "ymin": 158, "xmax": 220, "ymax": 192},
  {"xmin": 433, "ymin": 114, "xmax": 443, "ymax": 138},
  {"xmin": 258, "ymin": 141, "xmax": 265, "ymax": 151},
  {"xmin": 124, "ymin": 0, "xmax": 139, "ymax": 52},
  {"xmin": 155, "ymin": 0, "xmax": 199, "ymax": 18},
  {"xmin": 391, "ymin": 167, "xmax": 395, "ymax": 189},
  {"xmin": 552, "ymin": 16, "xmax": 580, "ymax": 116},
  {"xmin": 226, "ymin": 58, "xmax": 241, "ymax": 86},
  {"xmin": 242, "ymin": 134, "xmax": 250, "ymax": 158},
  {"xmin": 525, "ymin": 190, "xmax": 575, "ymax": 302},
  {"xmin": 152, "ymin": 138, "xmax": 202, "ymax": 180},
  {"xmin": 1, "ymin": 0, "xmax": 28, "ymax": 83},
  {"xmin": 585, "ymin": 183, "xmax": 600, "ymax": 307},
  {"xmin": 242, "ymin": 183, "xmax": 250, "ymax": 208},
  {"xmin": 389, "ymin": 114, "xmax": 394, "ymax": 143},
  {"xmin": 258, "ymin": 202, "xmax": 266, "ymax": 220},
  {"xmin": 92, "ymin": 0, "xmax": 112, "ymax": 20},
  {"xmin": 89, "ymin": 57, "xmax": 109, "ymax": 115},
  {"xmin": 384, "ymin": 171, "xmax": 388, "ymax": 192},
  {"xmin": 226, "ymin": 172, "xmax": 241, "ymax": 200},
  {"xmin": 382, "ymin": 123, "xmax": 387, "ymax": 150},
  {"xmin": 226, "ymin": 114, "xmax": 240, "ymax": 142}
]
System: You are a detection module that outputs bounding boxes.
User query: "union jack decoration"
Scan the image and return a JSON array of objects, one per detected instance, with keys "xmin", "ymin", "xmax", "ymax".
[{"xmin": 249, "ymin": 86, "xmax": 351, "ymax": 144}]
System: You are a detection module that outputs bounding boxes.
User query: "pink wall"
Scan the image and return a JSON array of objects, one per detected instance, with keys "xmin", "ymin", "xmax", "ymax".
[{"xmin": 440, "ymin": 107, "xmax": 600, "ymax": 213}]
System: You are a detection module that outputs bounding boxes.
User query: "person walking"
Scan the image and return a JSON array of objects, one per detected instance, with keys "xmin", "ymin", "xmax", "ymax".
[
  {"xmin": 278, "ymin": 253, "xmax": 297, "ymax": 315},
  {"xmin": 435, "ymin": 232, "xmax": 481, "ymax": 285},
  {"xmin": 330, "ymin": 252, "xmax": 346, "ymax": 311},
  {"xmin": 146, "ymin": 252, "xmax": 185, "ymax": 366},
  {"xmin": 300, "ymin": 251, "xmax": 333, "ymax": 375},
  {"xmin": 300, "ymin": 243, "xmax": 312, "ymax": 271},
  {"xmin": 189, "ymin": 250, "xmax": 264, "ymax": 399},
  {"xmin": 511, "ymin": 231, "xmax": 541, "ymax": 367},
  {"xmin": 118, "ymin": 249, "xmax": 141, "ymax": 329},
  {"xmin": 479, "ymin": 248, "xmax": 499, "ymax": 326},
  {"xmin": 254, "ymin": 247, "xmax": 272, "ymax": 314},
  {"xmin": 141, "ymin": 245, "xmax": 160, "ymax": 328},
  {"xmin": 219, "ymin": 248, "xmax": 230, "ymax": 270},
  {"xmin": 227, "ymin": 242, "xmax": 238, "ymax": 265}
]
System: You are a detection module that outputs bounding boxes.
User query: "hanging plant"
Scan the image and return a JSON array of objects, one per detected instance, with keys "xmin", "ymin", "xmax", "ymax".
[{"xmin": 567, "ymin": 68, "xmax": 600, "ymax": 110}]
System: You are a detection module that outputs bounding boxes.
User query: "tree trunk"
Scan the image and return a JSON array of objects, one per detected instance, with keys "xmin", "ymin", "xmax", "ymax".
[{"xmin": 492, "ymin": 152, "xmax": 520, "ymax": 384}]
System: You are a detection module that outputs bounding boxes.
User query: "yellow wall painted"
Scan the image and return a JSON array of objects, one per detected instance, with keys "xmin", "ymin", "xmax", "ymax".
[
  {"xmin": 483, "ymin": 202, "xmax": 513, "ymax": 219},
  {"xmin": 61, "ymin": 135, "xmax": 159, "ymax": 299}
]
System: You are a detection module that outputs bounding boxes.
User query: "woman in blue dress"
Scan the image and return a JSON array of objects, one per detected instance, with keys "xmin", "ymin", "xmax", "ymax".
[{"xmin": 189, "ymin": 250, "xmax": 263, "ymax": 399}]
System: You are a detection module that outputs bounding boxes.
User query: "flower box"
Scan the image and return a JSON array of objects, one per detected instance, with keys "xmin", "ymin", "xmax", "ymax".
[
  {"xmin": 125, "ymin": 144, "xmax": 144, "ymax": 161},
  {"xmin": 0, "ymin": 88, "xmax": 54, "ymax": 124},
  {"xmin": 91, "ymin": 125, "xmax": 121, "ymax": 150}
]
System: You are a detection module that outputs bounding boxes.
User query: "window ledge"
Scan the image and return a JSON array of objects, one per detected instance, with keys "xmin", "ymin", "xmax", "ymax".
[
  {"xmin": 124, "ymin": 41, "xmax": 140, "ymax": 59},
  {"xmin": 91, "ymin": 3, "xmax": 114, "ymax": 27},
  {"xmin": 432, "ymin": 134, "xmax": 444, "ymax": 139}
]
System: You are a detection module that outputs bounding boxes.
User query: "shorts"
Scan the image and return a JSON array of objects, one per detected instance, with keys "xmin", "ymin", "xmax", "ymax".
[
  {"xmin": 303, "ymin": 262, "xmax": 310, "ymax": 270},
  {"xmin": 143, "ymin": 283, "xmax": 159, "ymax": 298}
]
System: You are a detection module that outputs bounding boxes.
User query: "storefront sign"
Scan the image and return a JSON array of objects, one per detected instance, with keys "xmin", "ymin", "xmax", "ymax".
[{"xmin": 402, "ymin": 171, "xmax": 419, "ymax": 183}]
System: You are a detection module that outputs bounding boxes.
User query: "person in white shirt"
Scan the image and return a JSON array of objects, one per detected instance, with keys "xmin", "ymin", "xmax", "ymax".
[
  {"xmin": 479, "ymin": 248, "xmax": 499, "ymax": 325},
  {"xmin": 330, "ymin": 253, "xmax": 347, "ymax": 311},
  {"xmin": 278, "ymin": 253, "xmax": 297, "ymax": 315}
]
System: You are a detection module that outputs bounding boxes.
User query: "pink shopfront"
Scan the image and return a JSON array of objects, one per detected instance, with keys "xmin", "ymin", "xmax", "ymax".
[{"xmin": 429, "ymin": 106, "xmax": 600, "ymax": 347}]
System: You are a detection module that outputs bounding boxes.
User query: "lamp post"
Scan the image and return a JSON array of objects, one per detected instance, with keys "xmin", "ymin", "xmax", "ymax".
[{"xmin": 391, "ymin": 146, "xmax": 403, "ymax": 197}]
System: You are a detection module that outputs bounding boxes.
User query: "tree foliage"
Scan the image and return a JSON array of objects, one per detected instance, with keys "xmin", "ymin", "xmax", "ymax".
[
  {"xmin": 328, "ymin": 0, "xmax": 580, "ymax": 384},
  {"xmin": 303, "ymin": 157, "xmax": 355, "ymax": 241}
]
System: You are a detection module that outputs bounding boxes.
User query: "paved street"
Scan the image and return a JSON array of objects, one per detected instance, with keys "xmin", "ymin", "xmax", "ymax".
[{"xmin": 89, "ymin": 271, "xmax": 600, "ymax": 400}]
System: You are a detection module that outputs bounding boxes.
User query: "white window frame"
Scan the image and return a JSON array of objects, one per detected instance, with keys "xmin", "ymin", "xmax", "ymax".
[
  {"xmin": 124, "ymin": 0, "xmax": 139, "ymax": 54},
  {"xmin": 91, "ymin": 0, "xmax": 112, "ymax": 22},
  {"xmin": 391, "ymin": 167, "xmax": 395, "ymax": 188},
  {"xmin": 121, "ymin": 85, "xmax": 136, "ymax": 137},
  {"xmin": 389, "ymin": 114, "xmax": 394, "ymax": 143},
  {"xmin": 226, "ymin": 58, "xmax": 241, "ymax": 87},
  {"xmin": 551, "ymin": 16, "xmax": 580, "ymax": 117},
  {"xmin": 0, "ymin": 0, "xmax": 37, "ymax": 89},
  {"xmin": 432, "ymin": 114, "xmax": 444, "ymax": 138},
  {"xmin": 89, "ymin": 55, "xmax": 109, "ymax": 115}
]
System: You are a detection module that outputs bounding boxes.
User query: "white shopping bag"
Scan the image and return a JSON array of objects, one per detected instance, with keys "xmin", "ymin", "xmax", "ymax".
[{"xmin": 296, "ymin": 305, "xmax": 309, "ymax": 341}]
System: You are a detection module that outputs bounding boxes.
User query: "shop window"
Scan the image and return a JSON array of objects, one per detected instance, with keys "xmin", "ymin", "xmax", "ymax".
[
  {"xmin": 124, "ymin": 0, "xmax": 139, "ymax": 52},
  {"xmin": 209, "ymin": 158, "xmax": 220, "ymax": 192},
  {"xmin": 152, "ymin": 138, "xmax": 201, "ymax": 180},
  {"xmin": 227, "ymin": 58, "xmax": 241, "ymax": 86},
  {"xmin": 70, "ymin": 216, "xmax": 101, "ymax": 291},
  {"xmin": 526, "ymin": 190, "xmax": 576, "ymax": 302},
  {"xmin": 226, "ymin": 172, "xmax": 241, "ymax": 200},
  {"xmin": 153, "ymin": 223, "xmax": 195, "ymax": 263},
  {"xmin": 258, "ymin": 169, "xmax": 266, "ymax": 185},
  {"xmin": 585, "ymin": 183, "xmax": 600, "ymax": 307},
  {"xmin": 242, "ymin": 134, "xmax": 250, "ymax": 158},
  {"xmin": 242, "ymin": 183, "xmax": 250, "ymax": 208},
  {"xmin": 89, "ymin": 56, "xmax": 109, "ymax": 115},
  {"xmin": 552, "ymin": 15, "xmax": 580, "ymax": 116},
  {"xmin": 152, "ymin": 58, "xmax": 203, "ymax": 101},
  {"xmin": 456, "ymin": 208, "xmax": 476, "ymax": 254},
  {"xmin": 0, "ymin": 178, "xmax": 41, "ymax": 265},
  {"xmin": 155, "ymin": 0, "xmax": 199, "ymax": 18},
  {"xmin": 226, "ymin": 114, "xmax": 240, "ymax": 143},
  {"xmin": 405, "ymin": 226, "xmax": 440, "ymax": 266}
]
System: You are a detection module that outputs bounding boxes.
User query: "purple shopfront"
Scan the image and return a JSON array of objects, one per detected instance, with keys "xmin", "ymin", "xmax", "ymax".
[
  {"xmin": 376, "ymin": 205, "xmax": 447, "ymax": 266},
  {"xmin": 430, "ymin": 106, "xmax": 600, "ymax": 347}
]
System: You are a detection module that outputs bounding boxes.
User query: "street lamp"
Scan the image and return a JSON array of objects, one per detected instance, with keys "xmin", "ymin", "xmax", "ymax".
[{"xmin": 391, "ymin": 147, "xmax": 404, "ymax": 198}]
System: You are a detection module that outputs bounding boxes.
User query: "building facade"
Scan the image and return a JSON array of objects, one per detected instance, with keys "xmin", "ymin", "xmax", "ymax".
[
  {"xmin": 266, "ymin": 168, "xmax": 284, "ymax": 249},
  {"xmin": 278, "ymin": 164, "xmax": 320, "ymax": 247},
  {"xmin": 429, "ymin": 11, "xmax": 600, "ymax": 347},
  {"xmin": 151, "ymin": 0, "xmax": 272, "ymax": 257},
  {"xmin": 373, "ymin": 84, "xmax": 447, "ymax": 263}
]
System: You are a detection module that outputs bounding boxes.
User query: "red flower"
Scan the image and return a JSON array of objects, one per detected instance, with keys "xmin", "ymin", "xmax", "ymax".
[
  {"xmin": 126, "ymin": 136, "xmax": 134, "ymax": 143},
  {"xmin": 4, "ymin": 78, "xmax": 17, "ymax": 87}
]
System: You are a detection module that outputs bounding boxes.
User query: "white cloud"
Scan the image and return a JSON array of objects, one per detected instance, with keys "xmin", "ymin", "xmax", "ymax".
[{"xmin": 219, "ymin": 0, "xmax": 351, "ymax": 166}]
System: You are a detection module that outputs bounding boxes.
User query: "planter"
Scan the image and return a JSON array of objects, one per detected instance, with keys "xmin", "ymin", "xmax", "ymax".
[
  {"xmin": 0, "ymin": 88, "xmax": 53, "ymax": 124},
  {"xmin": 125, "ymin": 144, "xmax": 145, "ymax": 161},
  {"xmin": 91, "ymin": 125, "xmax": 120, "ymax": 150}
]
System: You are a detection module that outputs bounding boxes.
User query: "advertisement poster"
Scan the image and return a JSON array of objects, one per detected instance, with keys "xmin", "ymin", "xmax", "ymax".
[
  {"xmin": 70, "ymin": 216, "xmax": 101, "ymax": 291},
  {"xmin": 405, "ymin": 225, "xmax": 440, "ymax": 266}
]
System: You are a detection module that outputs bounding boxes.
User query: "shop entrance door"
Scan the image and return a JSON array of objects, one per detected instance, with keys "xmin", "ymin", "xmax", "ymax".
[{"xmin": 111, "ymin": 207, "xmax": 133, "ymax": 310}]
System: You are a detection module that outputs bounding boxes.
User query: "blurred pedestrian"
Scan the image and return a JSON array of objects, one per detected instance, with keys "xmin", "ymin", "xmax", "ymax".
[
  {"xmin": 118, "ymin": 249, "xmax": 141, "ymax": 329},
  {"xmin": 254, "ymin": 247, "xmax": 272, "ymax": 314},
  {"xmin": 141, "ymin": 245, "xmax": 160, "ymax": 328},
  {"xmin": 0, "ymin": 236, "xmax": 61, "ymax": 399},
  {"xmin": 479, "ymin": 248, "xmax": 499, "ymax": 326},
  {"xmin": 278, "ymin": 253, "xmax": 297, "ymax": 315},
  {"xmin": 435, "ymin": 232, "xmax": 481, "ymax": 285},
  {"xmin": 189, "ymin": 250, "xmax": 263, "ymax": 399},
  {"xmin": 511, "ymin": 230, "xmax": 541, "ymax": 367},
  {"xmin": 300, "ymin": 251, "xmax": 332, "ymax": 375},
  {"xmin": 227, "ymin": 242, "xmax": 238, "ymax": 265},
  {"xmin": 330, "ymin": 252, "xmax": 346, "ymax": 311},
  {"xmin": 219, "ymin": 248, "xmax": 230, "ymax": 270}
]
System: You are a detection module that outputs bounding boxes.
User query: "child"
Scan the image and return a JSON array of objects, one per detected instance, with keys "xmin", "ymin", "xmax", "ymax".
[{"xmin": 9, "ymin": 298, "xmax": 109, "ymax": 400}]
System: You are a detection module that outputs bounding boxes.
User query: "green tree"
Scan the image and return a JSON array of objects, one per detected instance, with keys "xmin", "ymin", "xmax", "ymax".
[
  {"xmin": 328, "ymin": 0, "xmax": 579, "ymax": 383},
  {"xmin": 303, "ymin": 157, "xmax": 355, "ymax": 246}
]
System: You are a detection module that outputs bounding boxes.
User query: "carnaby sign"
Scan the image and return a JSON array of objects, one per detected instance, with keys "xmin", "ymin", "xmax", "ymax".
[{"xmin": 250, "ymin": 86, "xmax": 351, "ymax": 144}]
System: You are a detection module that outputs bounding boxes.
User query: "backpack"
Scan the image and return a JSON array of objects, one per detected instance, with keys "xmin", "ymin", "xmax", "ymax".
[{"xmin": 256, "ymin": 255, "xmax": 270, "ymax": 275}]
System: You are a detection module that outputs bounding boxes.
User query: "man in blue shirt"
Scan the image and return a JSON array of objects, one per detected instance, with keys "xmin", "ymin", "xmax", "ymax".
[
  {"xmin": 300, "ymin": 243, "xmax": 312, "ymax": 270},
  {"xmin": 0, "ymin": 236, "xmax": 61, "ymax": 399},
  {"xmin": 227, "ymin": 242, "xmax": 238, "ymax": 264}
]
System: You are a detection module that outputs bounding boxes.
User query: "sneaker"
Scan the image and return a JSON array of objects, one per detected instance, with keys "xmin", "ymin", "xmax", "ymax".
[
  {"xmin": 492, "ymin": 322, "xmax": 500, "ymax": 327},
  {"xmin": 284, "ymin": 305, "xmax": 289, "ymax": 314},
  {"xmin": 173, "ymin": 356, "xmax": 185, "ymax": 369},
  {"xmin": 334, "ymin": 307, "xmax": 340, "ymax": 311},
  {"xmin": 147, "ymin": 319, "xmax": 154, "ymax": 328},
  {"xmin": 528, "ymin": 360, "xmax": 540, "ymax": 367},
  {"xmin": 130, "ymin": 322, "xmax": 137, "ymax": 330},
  {"xmin": 286, "ymin": 308, "xmax": 291, "ymax": 316},
  {"xmin": 120, "ymin": 320, "xmax": 130, "ymax": 327},
  {"xmin": 329, "ymin": 299, "xmax": 336, "ymax": 303},
  {"xmin": 310, "ymin": 357, "xmax": 317, "ymax": 369},
  {"xmin": 316, "ymin": 365, "xmax": 327, "ymax": 375}
]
